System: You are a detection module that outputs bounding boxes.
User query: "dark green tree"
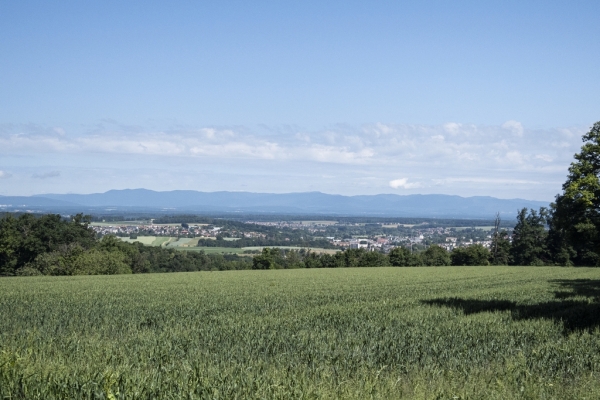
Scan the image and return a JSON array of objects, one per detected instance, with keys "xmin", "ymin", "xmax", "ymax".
[
  {"xmin": 388, "ymin": 247, "xmax": 421, "ymax": 266},
  {"xmin": 303, "ymin": 251, "xmax": 322, "ymax": 268},
  {"xmin": 356, "ymin": 251, "xmax": 389, "ymax": 267},
  {"xmin": 548, "ymin": 121, "xmax": 600, "ymax": 266},
  {"xmin": 0, "ymin": 213, "xmax": 95, "ymax": 275},
  {"xmin": 252, "ymin": 248, "xmax": 281, "ymax": 269},
  {"xmin": 450, "ymin": 244, "xmax": 490, "ymax": 266},
  {"xmin": 510, "ymin": 208, "xmax": 549, "ymax": 266},
  {"xmin": 337, "ymin": 248, "xmax": 367, "ymax": 268},
  {"xmin": 489, "ymin": 230, "xmax": 511, "ymax": 265},
  {"xmin": 421, "ymin": 245, "xmax": 450, "ymax": 266}
]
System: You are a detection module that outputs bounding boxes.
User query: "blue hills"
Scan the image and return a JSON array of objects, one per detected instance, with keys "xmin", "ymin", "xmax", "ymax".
[{"xmin": 0, "ymin": 189, "xmax": 552, "ymax": 218}]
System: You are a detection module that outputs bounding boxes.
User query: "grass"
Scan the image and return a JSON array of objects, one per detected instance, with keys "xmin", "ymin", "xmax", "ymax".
[
  {"xmin": 166, "ymin": 238, "xmax": 192, "ymax": 247},
  {"xmin": 177, "ymin": 246, "xmax": 247, "ymax": 254},
  {"xmin": 151, "ymin": 237, "xmax": 171, "ymax": 246},
  {"xmin": 183, "ymin": 238, "xmax": 200, "ymax": 247},
  {"xmin": 116, "ymin": 236, "xmax": 339, "ymax": 255},
  {"xmin": 118, "ymin": 236, "xmax": 157, "ymax": 245},
  {"xmin": 181, "ymin": 245, "xmax": 340, "ymax": 255},
  {"xmin": 2, "ymin": 267, "xmax": 600, "ymax": 399},
  {"xmin": 240, "ymin": 246, "xmax": 339, "ymax": 255}
]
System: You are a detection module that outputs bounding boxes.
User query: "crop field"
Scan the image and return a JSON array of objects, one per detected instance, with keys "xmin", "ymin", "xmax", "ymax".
[
  {"xmin": 182, "ymin": 238, "xmax": 201, "ymax": 247},
  {"xmin": 177, "ymin": 246, "xmax": 339, "ymax": 256},
  {"xmin": 240, "ymin": 246, "xmax": 340, "ymax": 255},
  {"xmin": 151, "ymin": 236, "xmax": 171, "ymax": 246},
  {"xmin": 167, "ymin": 238, "xmax": 193, "ymax": 247},
  {"xmin": 2, "ymin": 267, "xmax": 600, "ymax": 399},
  {"xmin": 117, "ymin": 236, "xmax": 201, "ymax": 248},
  {"xmin": 117, "ymin": 236, "xmax": 341, "ymax": 255},
  {"xmin": 187, "ymin": 246, "xmax": 339, "ymax": 256},
  {"xmin": 117, "ymin": 236, "xmax": 157, "ymax": 245},
  {"xmin": 177, "ymin": 246, "xmax": 247, "ymax": 254}
]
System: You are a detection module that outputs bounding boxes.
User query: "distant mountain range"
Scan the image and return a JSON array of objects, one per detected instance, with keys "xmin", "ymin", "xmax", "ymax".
[{"xmin": 0, "ymin": 189, "xmax": 550, "ymax": 219}]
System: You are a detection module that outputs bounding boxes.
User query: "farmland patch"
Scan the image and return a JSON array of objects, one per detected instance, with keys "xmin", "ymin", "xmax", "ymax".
[{"xmin": 2, "ymin": 267, "xmax": 600, "ymax": 398}]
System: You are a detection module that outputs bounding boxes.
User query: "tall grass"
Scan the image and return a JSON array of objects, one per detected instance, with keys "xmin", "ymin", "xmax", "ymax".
[{"xmin": 2, "ymin": 267, "xmax": 600, "ymax": 399}]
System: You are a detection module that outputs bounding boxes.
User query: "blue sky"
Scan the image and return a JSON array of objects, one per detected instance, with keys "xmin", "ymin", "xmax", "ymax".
[{"xmin": 0, "ymin": 1, "xmax": 598, "ymax": 200}]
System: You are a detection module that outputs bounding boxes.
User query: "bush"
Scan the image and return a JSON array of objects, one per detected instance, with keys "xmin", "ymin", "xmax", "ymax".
[
  {"xmin": 14, "ymin": 266, "xmax": 43, "ymax": 276},
  {"xmin": 25, "ymin": 245, "xmax": 131, "ymax": 275},
  {"xmin": 389, "ymin": 247, "xmax": 421, "ymax": 266},
  {"xmin": 421, "ymin": 245, "xmax": 451, "ymax": 266},
  {"xmin": 357, "ymin": 251, "xmax": 389, "ymax": 267},
  {"xmin": 451, "ymin": 244, "xmax": 490, "ymax": 266},
  {"xmin": 71, "ymin": 249, "xmax": 132, "ymax": 275}
]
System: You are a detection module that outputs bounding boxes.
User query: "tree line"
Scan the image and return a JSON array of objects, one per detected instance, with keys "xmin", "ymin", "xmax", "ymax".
[{"xmin": 0, "ymin": 213, "xmax": 252, "ymax": 276}]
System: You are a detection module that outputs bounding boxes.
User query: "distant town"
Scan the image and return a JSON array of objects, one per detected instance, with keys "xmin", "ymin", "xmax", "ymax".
[{"xmin": 90, "ymin": 218, "xmax": 500, "ymax": 254}]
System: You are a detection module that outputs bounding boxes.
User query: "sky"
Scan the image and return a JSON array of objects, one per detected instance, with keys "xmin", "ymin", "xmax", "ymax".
[{"xmin": 1, "ymin": 1, "xmax": 599, "ymax": 200}]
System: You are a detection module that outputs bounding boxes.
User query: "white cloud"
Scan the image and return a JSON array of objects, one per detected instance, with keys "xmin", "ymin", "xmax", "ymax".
[
  {"xmin": 295, "ymin": 132, "xmax": 311, "ymax": 142},
  {"xmin": 306, "ymin": 145, "xmax": 374, "ymax": 164},
  {"xmin": 372, "ymin": 122, "xmax": 394, "ymax": 136},
  {"xmin": 502, "ymin": 150, "xmax": 526, "ymax": 164},
  {"xmin": 443, "ymin": 122, "xmax": 461, "ymax": 135},
  {"xmin": 0, "ymin": 170, "xmax": 12, "ymax": 179},
  {"xmin": 434, "ymin": 177, "xmax": 541, "ymax": 185},
  {"xmin": 389, "ymin": 178, "xmax": 422, "ymax": 189},
  {"xmin": 535, "ymin": 154, "xmax": 553, "ymax": 162},
  {"xmin": 502, "ymin": 120, "xmax": 524, "ymax": 136},
  {"xmin": 0, "ymin": 121, "xmax": 587, "ymax": 199},
  {"xmin": 32, "ymin": 171, "xmax": 60, "ymax": 179}
]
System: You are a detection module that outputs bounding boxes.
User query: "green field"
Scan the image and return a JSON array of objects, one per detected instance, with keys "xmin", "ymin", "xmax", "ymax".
[
  {"xmin": 116, "ymin": 236, "xmax": 340, "ymax": 255},
  {"xmin": 151, "ymin": 236, "xmax": 171, "ymax": 246},
  {"xmin": 118, "ymin": 236, "xmax": 199, "ymax": 248},
  {"xmin": 166, "ymin": 237, "xmax": 193, "ymax": 247},
  {"xmin": 2, "ymin": 267, "xmax": 600, "ymax": 399},
  {"xmin": 240, "ymin": 246, "xmax": 339, "ymax": 255},
  {"xmin": 117, "ymin": 235, "xmax": 157, "ymax": 245},
  {"xmin": 185, "ymin": 246, "xmax": 340, "ymax": 254},
  {"xmin": 178, "ymin": 246, "xmax": 247, "ymax": 254},
  {"xmin": 179, "ymin": 246, "xmax": 339, "ymax": 256}
]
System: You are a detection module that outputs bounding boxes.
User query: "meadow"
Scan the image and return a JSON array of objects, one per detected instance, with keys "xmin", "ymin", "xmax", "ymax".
[
  {"xmin": 2, "ymin": 267, "xmax": 600, "ymax": 399},
  {"xmin": 116, "ymin": 236, "xmax": 339, "ymax": 256}
]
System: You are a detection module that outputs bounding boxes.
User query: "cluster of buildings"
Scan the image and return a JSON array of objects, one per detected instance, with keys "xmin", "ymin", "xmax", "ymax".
[
  {"xmin": 91, "ymin": 223, "xmax": 270, "ymax": 240},
  {"xmin": 245, "ymin": 220, "xmax": 333, "ymax": 233},
  {"xmin": 328, "ymin": 231, "xmax": 495, "ymax": 253},
  {"xmin": 92, "ymin": 223, "xmax": 213, "ymax": 237},
  {"xmin": 437, "ymin": 237, "xmax": 493, "ymax": 251},
  {"xmin": 330, "ymin": 236, "xmax": 400, "ymax": 252},
  {"xmin": 90, "ymin": 220, "xmax": 497, "ymax": 253}
]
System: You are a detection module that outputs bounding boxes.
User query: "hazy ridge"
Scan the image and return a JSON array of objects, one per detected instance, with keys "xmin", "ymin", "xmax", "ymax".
[{"xmin": 0, "ymin": 189, "xmax": 551, "ymax": 218}]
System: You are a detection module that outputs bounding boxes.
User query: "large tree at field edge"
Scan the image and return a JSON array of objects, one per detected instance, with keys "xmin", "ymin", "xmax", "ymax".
[{"xmin": 550, "ymin": 121, "xmax": 600, "ymax": 266}]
